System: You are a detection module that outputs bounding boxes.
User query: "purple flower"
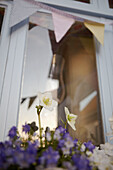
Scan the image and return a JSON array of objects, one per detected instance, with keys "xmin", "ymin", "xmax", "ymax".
[
  {"xmin": 56, "ymin": 126, "xmax": 66, "ymax": 134},
  {"xmin": 22, "ymin": 123, "xmax": 31, "ymax": 134},
  {"xmin": 84, "ymin": 141, "xmax": 95, "ymax": 153},
  {"xmin": 74, "ymin": 139, "xmax": 78, "ymax": 147},
  {"xmin": 26, "ymin": 141, "xmax": 37, "ymax": 156},
  {"xmin": 0, "ymin": 141, "xmax": 15, "ymax": 169},
  {"xmin": 61, "ymin": 147, "xmax": 70, "ymax": 155},
  {"xmin": 58, "ymin": 139, "xmax": 65, "ymax": 148},
  {"xmin": 14, "ymin": 139, "xmax": 22, "ymax": 147},
  {"xmin": 72, "ymin": 154, "xmax": 92, "ymax": 170},
  {"xmin": 64, "ymin": 136, "xmax": 74, "ymax": 149},
  {"xmin": 0, "ymin": 143, "xmax": 6, "ymax": 168},
  {"xmin": 63, "ymin": 161, "xmax": 76, "ymax": 170},
  {"xmin": 63, "ymin": 132, "xmax": 71, "ymax": 139},
  {"xmin": 13, "ymin": 142, "xmax": 37, "ymax": 168},
  {"xmin": 8, "ymin": 126, "xmax": 17, "ymax": 139},
  {"xmin": 33, "ymin": 139, "xmax": 40, "ymax": 148},
  {"xmin": 54, "ymin": 129, "xmax": 61, "ymax": 140},
  {"xmin": 38, "ymin": 147, "xmax": 60, "ymax": 168},
  {"xmin": 13, "ymin": 149, "xmax": 30, "ymax": 168}
]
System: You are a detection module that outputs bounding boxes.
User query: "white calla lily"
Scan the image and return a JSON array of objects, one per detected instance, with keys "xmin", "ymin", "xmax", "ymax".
[
  {"xmin": 64, "ymin": 107, "xmax": 77, "ymax": 131},
  {"xmin": 38, "ymin": 92, "xmax": 57, "ymax": 111}
]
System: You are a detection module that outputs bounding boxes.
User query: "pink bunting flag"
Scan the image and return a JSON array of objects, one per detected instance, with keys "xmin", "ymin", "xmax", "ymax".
[
  {"xmin": 52, "ymin": 12, "xmax": 75, "ymax": 42},
  {"xmin": 10, "ymin": 0, "xmax": 40, "ymax": 27}
]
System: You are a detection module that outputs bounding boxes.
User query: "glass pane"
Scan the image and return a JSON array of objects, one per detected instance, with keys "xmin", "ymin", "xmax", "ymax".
[
  {"xmin": 109, "ymin": 0, "xmax": 113, "ymax": 8},
  {"xmin": 74, "ymin": 0, "xmax": 90, "ymax": 3},
  {"xmin": 49, "ymin": 22, "xmax": 104, "ymax": 145},
  {"xmin": 18, "ymin": 12, "xmax": 58, "ymax": 133},
  {"xmin": 0, "ymin": 7, "xmax": 5, "ymax": 37},
  {"xmin": 18, "ymin": 13, "xmax": 104, "ymax": 145}
]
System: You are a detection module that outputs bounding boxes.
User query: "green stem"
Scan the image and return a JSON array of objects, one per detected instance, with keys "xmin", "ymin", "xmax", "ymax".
[
  {"xmin": 36, "ymin": 105, "xmax": 43, "ymax": 147},
  {"xmin": 38, "ymin": 112, "xmax": 43, "ymax": 147},
  {"xmin": 65, "ymin": 121, "xmax": 67, "ymax": 129}
]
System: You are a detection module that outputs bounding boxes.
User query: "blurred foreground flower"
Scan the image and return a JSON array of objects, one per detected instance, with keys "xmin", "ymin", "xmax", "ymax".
[{"xmin": 1, "ymin": 92, "xmax": 113, "ymax": 170}]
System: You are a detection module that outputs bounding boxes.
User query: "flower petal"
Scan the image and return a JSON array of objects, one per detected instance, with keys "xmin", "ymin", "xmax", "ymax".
[
  {"xmin": 64, "ymin": 107, "xmax": 77, "ymax": 131},
  {"xmin": 38, "ymin": 91, "xmax": 57, "ymax": 110}
]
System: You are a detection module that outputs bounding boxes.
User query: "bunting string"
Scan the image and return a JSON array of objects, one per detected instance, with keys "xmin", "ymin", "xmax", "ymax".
[{"xmin": 24, "ymin": 0, "xmax": 84, "ymax": 22}]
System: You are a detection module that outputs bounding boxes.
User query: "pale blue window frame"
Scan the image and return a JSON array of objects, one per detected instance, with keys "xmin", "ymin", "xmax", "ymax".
[
  {"xmin": 0, "ymin": 1, "xmax": 28, "ymax": 141},
  {"xmin": 0, "ymin": 0, "xmax": 113, "ymax": 143}
]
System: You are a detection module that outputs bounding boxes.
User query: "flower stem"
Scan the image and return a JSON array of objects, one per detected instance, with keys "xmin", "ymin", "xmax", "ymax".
[
  {"xmin": 65, "ymin": 121, "xmax": 67, "ymax": 129},
  {"xmin": 36, "ymin": 105, "xmax": 43, "ymax": 147},
  {"xmin": 38, "ymin": 113, "xmax": 43, "ymax": 147}
]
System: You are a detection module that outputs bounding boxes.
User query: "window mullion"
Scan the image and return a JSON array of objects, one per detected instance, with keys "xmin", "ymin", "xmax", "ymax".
[{"xmin": 96, "ymin": 0, "xmax": 109, "ymax": 9}]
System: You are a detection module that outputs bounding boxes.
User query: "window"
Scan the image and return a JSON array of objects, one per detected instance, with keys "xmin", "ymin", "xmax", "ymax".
[
  {"xmin": 109, "ymin": 0, "xmax": 113, "ymax": 8},
  {"xmin": 0, "ymin": 0, "xmax": 112, "ymax": 143},
  {"xmin": 18, "ymin": 12, "xmax": 58, "ymax": 133},
  {"xmin": 0, "ymin": 7, "xmax": 5, "ymax": 38},
  {"xmin": 49, "ymin": 22, "xmax": 104, "ymax": 145},
  {"xmin": 74, "ymin": 0, "xmax": 90, "ymax": 3},
  {"xmin": 18, "ymin": 12, "xmax": 104, "ymax": 145}
]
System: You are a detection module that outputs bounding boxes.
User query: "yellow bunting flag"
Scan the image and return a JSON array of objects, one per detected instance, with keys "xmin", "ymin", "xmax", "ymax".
[{"xmin": 84, "ymin": 22, "xmax": 105, "ymax": 45}]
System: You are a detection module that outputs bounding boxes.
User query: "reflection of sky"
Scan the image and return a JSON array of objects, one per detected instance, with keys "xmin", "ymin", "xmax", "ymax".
[
  {"xmin": 18, "ymin": 25, "xmax": 58, "ymax": 132},
  {"xmin": 80, "ymin": 90, "xmax": 97, "ymax": 111},
  {"xmin": 18, "ymin": 97, "xmax": 58, "ymax": 132},
  {"xmin": 22, "ymin": 26, "xmax": 53, "ymax": 98}
]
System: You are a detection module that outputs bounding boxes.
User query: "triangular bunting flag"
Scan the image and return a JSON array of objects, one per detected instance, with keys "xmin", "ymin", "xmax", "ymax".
[
  {"xmin": 52, "ymin": 12, "xmax": 75, "ymax": 42},
  {"xmin": 84, "ymin": 22, "xmax": 105, "ymax": 45},
  {"xmin": 29, "ymin": 12, "xmax": 54, "ymax": 30},
  {"xmin": 10, "ymin": 0, "xmax": 40, "ymax": 27}
]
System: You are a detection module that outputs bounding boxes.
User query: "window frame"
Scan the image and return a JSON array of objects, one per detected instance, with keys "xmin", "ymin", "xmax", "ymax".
[
  {"xmin": 0, "ymin": 2, "xmax": 11, "ymax": 103},
  {"xmin": 0, "ymin": 1, "xmax": 29, "ymax": 141},
  {"xmin": 0, "ymin": 0, "xmax": 113, "ymax": 143},
  {"xmin": 37, "ymin": 0, "xmax": 113, "ymax": 18}
]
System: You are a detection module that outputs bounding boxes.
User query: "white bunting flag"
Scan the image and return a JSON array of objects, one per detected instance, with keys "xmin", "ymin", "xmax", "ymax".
[
  {"xmin": 52, "ymin": 12, "xmax": 75, "ymax": 42},
  {"xmin": 10, "ymin": 0, "xmax": 40, "ymax": 27}
]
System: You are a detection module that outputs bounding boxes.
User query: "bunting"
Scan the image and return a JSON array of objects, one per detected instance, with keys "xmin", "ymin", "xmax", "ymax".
[
  {"xmin": 10, "ymin": 0, "xmax": 110, "ymax": 44},
  {"xmin": 84, "ymin": 22, "xmax": 105, "ymax": 45},
  {"xmin": 52, "ymin": 13, "xmax": 75, "ymax": 42},
  {"xmin": 10, "ymin": 0, "xmax": 40, "ymax": 27}
]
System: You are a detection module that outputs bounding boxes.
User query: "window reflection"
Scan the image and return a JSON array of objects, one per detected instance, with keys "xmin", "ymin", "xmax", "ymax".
[
  {"xmin": 109, "ymin": 0, "xmax": 113, "ymax": 8},
  {"xmin": 49, "ymin": 22, "xmax": 104, "ymax": 145},
  {"xmin": 18, "ymin": 13, "xmax": 104, "ymax": 145},
  {"xmin": 0, "ymin": 7, "xmax": 5, "ymax": 37},
  {"xmin": 18, "ymin": 17, "xmax": 58, "ymax": 133},
  {"xmin": 73, "ymin": 0, "xmax": 90, "ymax": 3}
]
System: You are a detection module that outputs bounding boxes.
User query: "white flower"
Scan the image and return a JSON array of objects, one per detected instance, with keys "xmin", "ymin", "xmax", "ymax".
[
  {"xmin": 89, "ymin": 148, "xmax": 112, "ymax": 170},
  {"xmin": 46, "ymin": 132, "xmax": 51, "ymax": 141},
  {"xmin": 100, "ymin": 143, "xmax": 113, "ymax": 157},
  {"xmin": 86, "ymin": 151, "xmax": 92, "ymax": 156},
  {"xmin": 81, "ymin": 144, "xmax": 86, "ymax": 152},
  {"xmin": 64, "ymin": 107, "xmax": 78, "ymax": 131},
  {"xmin": 38, "ymin": 92, "xmax": 57, "ymax": 111}
]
